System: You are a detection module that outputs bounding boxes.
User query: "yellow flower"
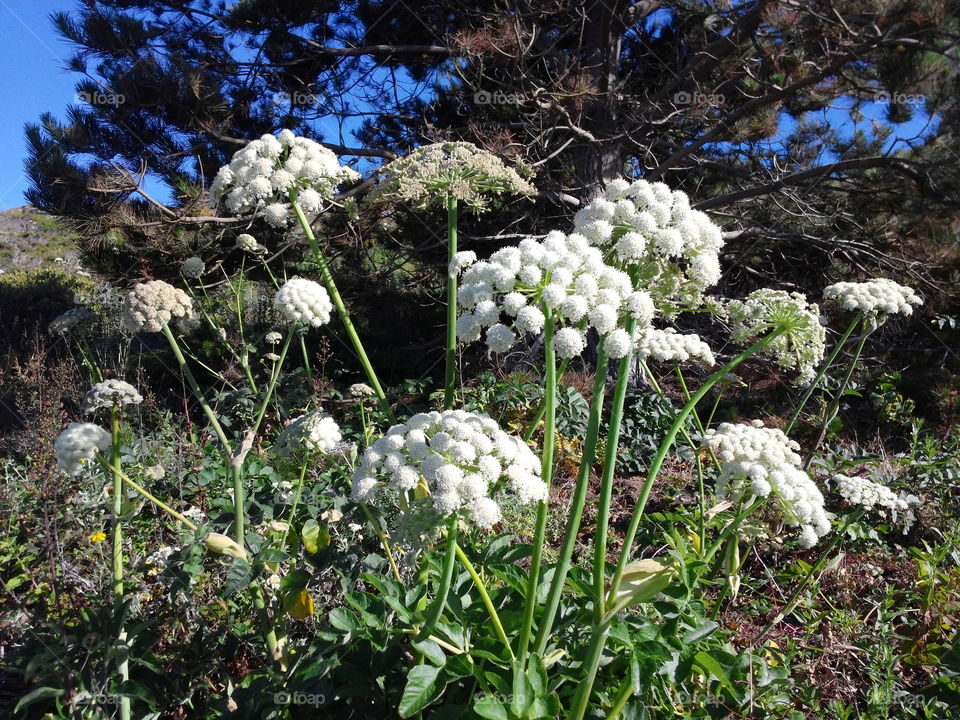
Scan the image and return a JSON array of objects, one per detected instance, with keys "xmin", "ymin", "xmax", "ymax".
[{"xmin": 89, "ymin": 531, "xmax": 107, "ymax": 543}]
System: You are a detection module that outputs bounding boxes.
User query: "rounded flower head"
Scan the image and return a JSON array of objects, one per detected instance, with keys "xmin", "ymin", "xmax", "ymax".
[
  {"xmin": 833, "ymin": 474, "xmax": 920, "ymax": 532},
  {"xmin": 54, "ymin": 422, "xmax": 111, "ymax": 475},
  {"xmin": 822, "ymin": 279, "xmax": 922, "ymax": 322},
  {"xmin": 352, "ymin": 409, "xmax": 545, "ymax": 535},
  {"xmin": 210, "ymin": 132, "xmax": 360, "ymax": 226},
  {"xmin": 727, "ymin": 289, "xmax": 826, "ymax": 386},
  {"xmin": 181, "ymin": 256, "xmax": 205, "ymax": 279},
  {"xmin": 82, "ymin": 379, "xmax": 143, "ymax": 414},
  {"xmin": 572, "ymin": 178, "xmax": 725, "ymax": 308},
  {"xmin": 121, "ymin": 280, "xmax": 193, "ymax": 333},
  {"xmin": 235, "ymin": 233, "xmax": 264, "ymax": 254},
  {"xmin": 48, "ymin": 307, "xmax": 96, "ymax": 336},
  {"xmin": 636, "ymin": 327, "xmax": 715, "ymax": 366},
  {"xmin": 273, "ymin": 411, "xmax": 342, "ymax": 459},
  {"xmin": 349, "ymin": 383, "xmax": 375, "ymax": 398},
  {"xmin": 372, "ymin": 141, "xmax": 535, "ymax": 212},
  {"xmin": 273, "ymin": 278, "xmax": 332, "ymax": 328},
  {"xmin": 705, "ymin": 421, "xmax": 830, "ymax": 547}
]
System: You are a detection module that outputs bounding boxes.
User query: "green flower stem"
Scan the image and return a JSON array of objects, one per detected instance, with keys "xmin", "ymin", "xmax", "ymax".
[
  {"xmin": 569, "ymin": 329, "xmax": 787, "ymax": 720},
  {"xmin": 803, "ymin": 325, "xmax": 871, "ymax": 471},
  {"xmin": 753, "ymin": 508, "xmax": 864, "ymax": 647},
  {"xmin": 251, "ymin": 586, "xmax": 281, "ymax": 667},
  {"xmin": 454, "ymin": 543, "xmax": 515, "ymax": 662},
  {"xmin": 283, "ymin": 459, "xmax": 310, "ymax": 541},
  {"xmin": 109, "ymin": 409, "xmax": 131, "ymax": 720},
  {"xmin": 97, "ymin": 460, "xmax": 198, "ymax": 531},
  {"xmin": 289, "ymin": 195, "xmax": 394, "ymax": 422},
  {"xmin": 786, "ymin": 313, "xmax": 862, "ymax": 434},
  {"xmin": 251, "ymin": 330, "xmax": 294, "ymax": 437},
  {"xmin": 532, "ymin": 346, "xmax": 609, "ymax": 657},
  {"xmin": 418, "ymin": 514, "xmax": 459, "ymax": 640},
  {"xmin": 75, "ymin": 338, "xmax": 103, "ymax": 383},
  {"xmin": 523, "ymin": 358, "xmax": 571, "ymax": 443},
  {"xmin": 359, "ymin": 502, "xmax": 403, "ymax": 584},
  {"xmin": 517, "ymin": 310, "xmax": 557, "ymax": 663},
  {"xmin": 444, "ymin": 194, "xmax": 458, "ymax": 410},
  {"xmin": 591, "ymin": 319, "xmax": 638, "ymax": 623},
  {"xmin": 195, "ymin": 277, "xmax": 256, "ymax": 392},
  {"xmin": 300, "ymin": 335, "xmax": 314, "ymax": 384},
  {"xmin": 606, "ymin": 676, "xmax": 634, "ymax": 720},
  {"xmin": 702, "ymin": 497, "xmax": 766, "ymax": 564}
]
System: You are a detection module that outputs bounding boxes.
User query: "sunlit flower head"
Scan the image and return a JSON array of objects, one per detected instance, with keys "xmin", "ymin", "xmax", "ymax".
[
  {"xmin": 823, "ymin": 279, "xmax": 922, "ymax": 323},
  {"xmin": 82, "ymin": 379, "xmax": 143, "ymax": 414},
  {"xmin": 54, "ymin": 422, "xmax": 112, "ymax": 476},
  {"xmin": 272, "ymin": 410, "xmax": 343, "ymax": 459},
  {"xmin": 273, "ymin": 278, "xmax": 332, "ymax": 328},
  {"xmin": 121, "ymin": 280, "xmax": 193, "ymax": 333}
]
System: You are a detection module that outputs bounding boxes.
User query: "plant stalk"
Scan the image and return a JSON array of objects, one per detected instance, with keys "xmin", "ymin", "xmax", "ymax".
[{"xmin": 444, "ymin": 194, "xmax": 458, "ymax": 409}]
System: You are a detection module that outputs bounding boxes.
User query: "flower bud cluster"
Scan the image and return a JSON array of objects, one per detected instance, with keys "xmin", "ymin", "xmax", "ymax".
[
  {"xmin": 727, "ymin": 289, "xmax": 826, "ymax": 385},
  {"xmin": 121, "ymin": 281, "xmax": 194, "ymax": 333},
  {"xmin": 705, "ymin": 420, "xmax": 830, "ymax": 548},
  {"xmin": 273, "ymin": 278, "xmax": 332, "ymax": 328},
  {"xmin": 82, "ymin": 380, "xmax": 143, "ymax": 414},
  {"xmin": 352, "ymin": 410, "xmax": 545, "ymax": 532},
  {"xmin": 635, "ymin": 327, "xmax": 715, "ymax": 366},
  {"xmin": 181, "ymin": 257, "xmax": 205, "ymax": 279},
  {"xmin": 210, "ymin": 131, "xmax": 360, "ymax": 227},
  {"xmin": 823, "ymin": 278, "xmax": 922, "ymax": 321},
  {"xmin": 454, "ymin": 231, "xmax": 655, "ymax": 359}
]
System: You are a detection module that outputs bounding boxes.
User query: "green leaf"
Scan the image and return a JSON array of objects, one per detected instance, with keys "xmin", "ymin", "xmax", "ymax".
[
  {"xmin": 14, "ymin": 686, "xmax": 64, "ymax": 713},
  {"xmin": 279, "ymin": 568, "xmax": 311, "ymax": 595},
  {"xmin": 511, "ymin": 661, "xmax": 534, "ymax": 717},
  {"xmin": 693, "ymin": 650, "xmax": 736, "ymax": 695},
  {"xmin": 302, "ymin": 519, "xmax": 329, "ymax": 554},
  {"xmin": 398, "ymin": 664, "xmax": 443, "ymax": 717},
  {"xmin": 328, "ymin": 607, "xmax": 360, "ymax": 632},
  {"xmin": 222, "ymin": 558, "xmax": 253, "ymax": 598},
  {"xmin": 683, "ymin": 620, "xmax": 718, "ymax": 645},
  {"xmin": 413, "ymin": 638, "xmax": 446, "ymax": 666},
  {"xmin": 474, "ymin": 694, "xmax": 509, "ymax": 720}
]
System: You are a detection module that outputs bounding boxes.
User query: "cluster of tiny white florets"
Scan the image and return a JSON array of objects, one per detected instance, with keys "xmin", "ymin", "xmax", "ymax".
[
  {"xmin": 121, "ymin": 281, "xmax": 194, "ymax": 333},
  {"xmin": 235, "ymin": 233, "xmax": 266, "ymax": 254},
  {"xmin": 210, "ymin": 131, "xmax": 361, "ymax": 228},
  {"xmin": 372, "ymin": 141, "xmax": 535, "ymax": 212},
  {"xmin": 705, "ymin": 420, "xmax": 831, "ymax": 548},
  {"xmin": 82, "ymin": 380, "xmax": 143, "ymax": 414},
  {"xmin": 823, "ymin": 279, "xmax": 922, "ymax": 321},
  {"xmin": 572, "ymin": 178, "xmax": 725, "ymax": 309},
  {"xmin": 352, "ymin": 410, "xmax": 546, "ymax": 533},
  {"xmin": 273, "ymin": 278, "xmax": 332, "ymax": 328},
  {"xmin": 635, "ymin": 327, "xmax": 716, "ymax": 366},
  {"xmin": 181, "ymin": 257, "xmax": 205, "ymax": 279},
  {"xmin": 728, "ymin": 289, "xmax": 826, "ymax": 385},
  {"xmin": 454, "ymin": 231, "xmax": 655, "ymax": 359},
  {"xmin": 833, "ymin": 474, "xmax": 920, "ymax": 533},
  {"xmin": 273, "ymin": 411, "xmax": 343, "ymax": 459},
  {"xmin": 349, "ymin": 383, "xmax": 375, "ymax": 398},
  {"xmin": 48, "ymin": 307, "xmax": 96, "ymax": 335},
  {"xmin": 54, "ymin": 422, "xmax": 112, "ymax": 476}
]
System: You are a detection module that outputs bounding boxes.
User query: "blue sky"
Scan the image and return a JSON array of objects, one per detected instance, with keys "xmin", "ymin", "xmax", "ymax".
[{"xmin": 0, "ymin": 0, "xmax": 78, "ymax": 210}]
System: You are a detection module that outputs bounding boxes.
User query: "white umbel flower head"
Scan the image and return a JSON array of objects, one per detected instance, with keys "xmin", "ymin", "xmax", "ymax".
[
  {"xmin": 833, "ymin": 474, "xmax": 920, "ymax": 533},
  {"xmin": 236, "ymin": 233, "xmax": 265, "ymax": 254},
  {"xmin": 121, "ymin": 281, "xmax": 194, "ymax": 333},
  {"xmin": 181, "ymin": 257, "xmax": 205, "ymax": 279},
  {"xmin": 636, "ymin": 327, "xmax": 715, "ymax": 366},
  {"xmin": 273, "ymin": 278, "xmax": 332, "ymax": 328},
  {"xmin": 210, "ymin": 132, "xmax": 360, "ymax": 225},
  {"xmin": 705, "ymin": 421, "xmax": 830, "ymax": 547},
  {"xmin": 823, "ymin": 279, "xmax": 922, "ymax": 321},
  {"xmin": 273, "ymin": 411, "xmax": 342, "ymax": 458},
  {"xmin": 82, "ymin": 380, "xmax": 143, "ymax": 414},
  {"xmin": 54, "ymin": 422, "xmax": 112, "ymax": 475},
  {"xmin": 48, "ymin": 307, "xmax": 96, "ymax": 336},
  {"xmin": 352, "ymin": 409, "xmax": 545, "ymax": 536},
  {"xmin": 728, "ymin": 289, "xmax": 826, "ymax": 385}
]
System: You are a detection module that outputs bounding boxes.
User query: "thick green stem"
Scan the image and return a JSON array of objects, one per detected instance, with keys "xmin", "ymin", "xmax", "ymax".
[
  {"xmin": 454, "ymin": 544, "xmax": 515, "ymax": 661},
  {"xmin": 99, "ymin": 460, "xmax": 197, "ymax": 531},
  {"xmin": 517, "ymin": 311, "xmax": 556, "ymax": 663},
  {"xmin": 786, "ymin": 314, "xmax": 861, "ymax": 434},
  {"xmin": 591, "ymin": 320, "xmax": 638, "ymax": 623},
  {"xmin": 109, "ymin": 410, "xmax": 130, "ymax": 720},
  {"xmin": 532, "ymin": 348, "xmax": 608, "ymax": 656},
  {"xmin": 569, "ymin": 329, "xmax": 787, "ymax": 720},
  {"xmin": 289, "ymin": 195, "xmax": 394, "ymax": 421},
  {"xmin": 418, "ymin": 515, "xmax": 459, "ymax": 639},
  {"xmin": 444, "ymin": 194, "xmax": 458, "ymax": 409},
  {"xmin": 606, "ymin": 676, "xmax": 634, "ymax": 719}
]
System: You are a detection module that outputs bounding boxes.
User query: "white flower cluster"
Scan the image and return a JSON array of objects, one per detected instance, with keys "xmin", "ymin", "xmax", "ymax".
[
  {"xmin": 833, "ymin": 474, "xmax": 920, "ymax": 532},
  {"xmin": 823, "ymin": 279, "xmax": 922, "ymax": 320},
  {"xmin": 210, "ymin": 131, "xmax": 361, "ymax": 227},
  {"xmin": 352, "ymin": 409, "xmax": 546, "ymax": 531},
  {"xmin": 454, "ymin": 231, "xmax": 655, "ymax": 359},
  {"xmin": 728, "ymin": 289, "xmax": 826, "ymax": 385},
  {"xmin": 636, "ymin": 327, "xmax": 716, "ymax": 366},
  {"xmin": 705, "ymin": 421, "xmax": 830, "ymax": 548},
  {"xmin": 235, "ymin": 233, "xmax": 266, "ymax": 254},
  {"xmin": 273, "ymin": 278, "xmax": 332, "ymax": 328},
  {"xmin": 273, "ymin": 411, "xmax": 343, "ymax": 458},
  {"xmin": 121, "ymin": 280, "xmax": 194, "ymax": 333},
  {"xmin": 145, "ymin": 545, "xmax": 178, "ymax": 568},
  {"xmin": 349, "ymin": 383, "xmax": 375, "ymax": 398},
  {"xmin": 182, "ymin": 506, "xmax": 206, "ymax": 525},
  {"xmin": 48, "ymin": 307, "xmax": 96, "ymax": 335},
  {"xmin": 181, "ymin": 256, "xmax": 205, "ymax": 279},
  {"xmin": 54, "ymin": 422, "xmax": 112, "ymax": 476},
  {"xmin": 572, "ymin": 178, "xmax": 724, "ymax": 307},
  {"xmin": 82, "ymin": 379, "xmax": 143, "ymax": 414},
  {"xmin": 372, "ymin": 141, "xmax": 534, "ymax": 212}
]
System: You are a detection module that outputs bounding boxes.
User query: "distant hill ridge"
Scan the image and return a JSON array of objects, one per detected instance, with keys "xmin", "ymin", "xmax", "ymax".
[{"xmin": 0, "ymin": 205, "xmax": 78, "ymax": 271}]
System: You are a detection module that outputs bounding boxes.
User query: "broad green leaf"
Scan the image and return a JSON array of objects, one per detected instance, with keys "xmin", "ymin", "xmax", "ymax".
[
  {"xmin": 301, "ymin": 519, "xmax": 329, "ymax": 554},
  {"xmin": 474, "ymin": 694, "xmax": 509, "ymax": 720},
  {"xmin": 328, "ymin": 607, "xmax": 360, "ymax": 632},
  {"xmin": 682, "ymin": 620, "xmax": 718, "ymax": 645},
  {"xmin": 510, "ymin": 661, "xmax": 534, "ymax": 717},
  {"xmin": 398, "ymin": 664, "xmax": 442, "ymax": 717},
  {"xmin": 413, "ymin": 638, "xmax": 446, "ymax": 666},
  {"xmin": 693, "ymin": 650, "xmax": 736, "ymax": 695},
  {"xmin": 14, "ymin": 687, "xmax": 64, "ymax": 713}
]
